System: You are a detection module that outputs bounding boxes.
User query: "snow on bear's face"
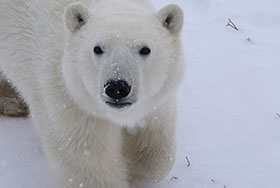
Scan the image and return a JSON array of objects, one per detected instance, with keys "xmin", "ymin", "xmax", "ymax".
[{"xmin": 62, "ymin": 3, "xmax": 184, "ymax": 126}]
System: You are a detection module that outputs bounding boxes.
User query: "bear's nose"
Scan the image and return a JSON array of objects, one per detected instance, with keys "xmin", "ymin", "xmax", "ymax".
[{"xmin": 104, "ymin": 80, "xmax": 131, "ymax": 100}]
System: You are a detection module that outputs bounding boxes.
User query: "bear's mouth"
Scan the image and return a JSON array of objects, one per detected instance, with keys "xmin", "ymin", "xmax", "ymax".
[{"xmin": 106, "ymin": 101, "xmax": 132, "ymax": 109}]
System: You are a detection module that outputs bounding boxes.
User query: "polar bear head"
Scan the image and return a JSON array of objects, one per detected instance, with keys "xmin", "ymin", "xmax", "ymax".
[{"xmin": 62, "ymin": 2, "xmax": 184, "ymax": 126}]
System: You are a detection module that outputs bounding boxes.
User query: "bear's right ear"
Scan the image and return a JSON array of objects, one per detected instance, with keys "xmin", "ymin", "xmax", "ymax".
[
  {"xmin": 156, "ymin": 4, "xmax": 184, "ymax": 34},
  {"xmin": 64, "ymin": 3, "xmax": 90, "ymax": 33}
]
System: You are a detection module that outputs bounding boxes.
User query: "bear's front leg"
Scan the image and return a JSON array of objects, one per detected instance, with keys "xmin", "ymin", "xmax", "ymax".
[
  {"xmin": 122, "ymin": 100, "xmax": 177, "ymax": 187},
  {"xmin": 42, "ymin": 118, "xmax": 129, "ymax": 188}
]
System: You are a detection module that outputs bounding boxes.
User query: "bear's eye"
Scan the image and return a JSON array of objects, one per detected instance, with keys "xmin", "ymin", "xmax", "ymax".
[
  {"xmin": 93, "ymin": 46, "xmax": 104, "ymax": 55},
  {"xmin": 139, "ymin": 47, "xmax": 151, "ymax": 56}
]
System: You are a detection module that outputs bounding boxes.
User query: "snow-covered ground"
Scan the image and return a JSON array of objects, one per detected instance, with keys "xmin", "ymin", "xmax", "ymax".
[{"xmin": 1, "ymin": 0, "xmax": 280, "ymax": 187}]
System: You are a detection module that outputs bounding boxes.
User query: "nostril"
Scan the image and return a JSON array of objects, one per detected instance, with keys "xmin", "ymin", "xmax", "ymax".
[
  {"xmin": 104, "ymin": 80, "xmax": 131, "ymax": 100},
  {"xmin": 119, "ymin": 88, "xmax": 127, "ymax": 95},
  {"xmin": 106, "ymin": 88, "xmax": 116, "ymax": 98}
]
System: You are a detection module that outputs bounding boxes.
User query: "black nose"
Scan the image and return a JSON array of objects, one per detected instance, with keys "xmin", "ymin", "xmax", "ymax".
[{"xmin": 104, "ymin": 80, "xmax": 131, "ymax": 100}]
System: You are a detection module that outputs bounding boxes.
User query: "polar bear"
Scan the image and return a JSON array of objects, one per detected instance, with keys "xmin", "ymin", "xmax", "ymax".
[{"xmin": 0, "ymin": 0, "xmax": 184, "ymax": 187}]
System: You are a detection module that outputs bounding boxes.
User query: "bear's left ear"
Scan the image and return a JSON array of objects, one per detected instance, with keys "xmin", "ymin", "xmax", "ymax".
[
  {"xmin": 64, "ymin": 3, "xmax": 90, "ymax": 33},
  {"xmin": 156, "ymin": 4, "xmax": 184, "ymax": 34}
]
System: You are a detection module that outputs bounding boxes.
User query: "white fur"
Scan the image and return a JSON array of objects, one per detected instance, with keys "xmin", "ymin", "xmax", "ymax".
[{"xmin": 0, "ymin": 0, "xmax": 184, "ymax": 187}]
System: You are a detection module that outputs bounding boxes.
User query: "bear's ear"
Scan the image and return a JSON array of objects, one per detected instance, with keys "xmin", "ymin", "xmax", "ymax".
[
  {"xmin": 64, "ymin": 3, "xmax": 90, "ymax": 33},
  {"xmin": 156, "ymin": 4, "xmax": 184, "ymax": 34}
]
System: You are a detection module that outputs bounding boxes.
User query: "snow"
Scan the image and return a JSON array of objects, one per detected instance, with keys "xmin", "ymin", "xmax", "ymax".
[
  {"xmin": 1, "ymin": 0, "xmax": 280, "ymax": 187},
  {"xmin": 0, "ymin": 118, "xmax": 55, "ymax": 188}
]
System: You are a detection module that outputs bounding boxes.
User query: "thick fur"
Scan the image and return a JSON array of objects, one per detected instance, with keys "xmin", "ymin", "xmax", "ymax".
[{"xmin": 0, "ymin": 0, "xmax": 184, "ymax": 187}]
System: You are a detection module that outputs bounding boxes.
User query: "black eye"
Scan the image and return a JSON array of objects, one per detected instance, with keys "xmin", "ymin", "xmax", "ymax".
[
  {"xmin": 94, "ymin": 46, "xmax": 103, "ymax": 55},
  {"xmin": 139, "ymin": 47, "xmax": 151, "ymax": 55}
]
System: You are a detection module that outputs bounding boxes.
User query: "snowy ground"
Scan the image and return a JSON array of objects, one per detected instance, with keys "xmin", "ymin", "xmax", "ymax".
[{"xmin": 1, "ymin": 0, "xmax": 280, "ymax": 187}]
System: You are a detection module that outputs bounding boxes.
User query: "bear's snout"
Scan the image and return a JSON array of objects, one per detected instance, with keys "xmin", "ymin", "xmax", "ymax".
[{"xmin": 104, "ymin": 80, "xmax": 133, "ymax": 108}]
